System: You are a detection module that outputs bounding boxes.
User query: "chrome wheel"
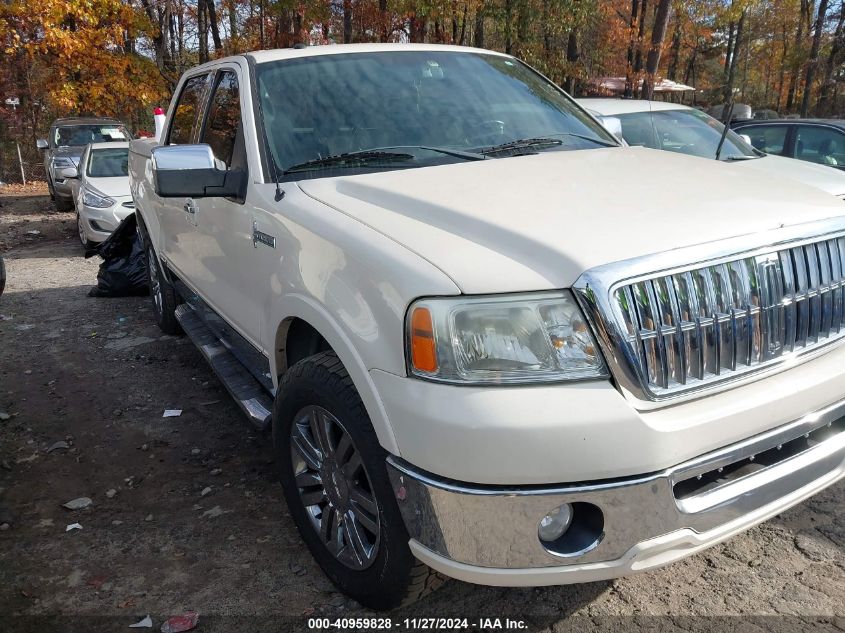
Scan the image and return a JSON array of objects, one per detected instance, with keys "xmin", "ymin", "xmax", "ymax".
[
  {"xmin": 290, "ymin": 405, "xmax": 380, "ymax": 570},
  {"xmin": 148, "ymin": 250, "xmax": 163, "ymax": 316}
]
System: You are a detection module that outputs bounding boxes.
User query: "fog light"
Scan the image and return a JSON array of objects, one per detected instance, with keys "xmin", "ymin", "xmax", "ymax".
[{"xmin": 538, "ymin": 503, "xmax": 573, "ymax": 542}]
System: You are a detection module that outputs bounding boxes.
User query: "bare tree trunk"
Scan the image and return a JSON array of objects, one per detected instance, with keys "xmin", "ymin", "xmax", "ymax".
[
  {"xmin": 379, "ymin": 0, "xmax": 389, "ymax": 42},
  {"xmin": 786, "ymin": 0, "xmax": 811, "ymax": 111},
  {"xmin": 343, "ymin": 0, "xmax": 353, "ymax": 43},
  {"xmin": 228, "ymin": 0, "xmax": 238, "ymax": 46},
  {"xmin": 259, "ymin": 0, "xmax": 265, "ymax": 49},
  {"xmin": 642, "ymin": 0, "xmax": 672, "ymax": 99},
  {"xmin": 624, "ymin": 0, "xmax": 641, "ymax": 97},
  {"xmin": 410, "ymin": 13, "xmax": 427, "ymax": 42},
  {"xmin": 632, "ymin": 0, "xmax": 649, "ymax": 83},
  {"xmin": 198, "ymin": 0, "xmax": 208, "ymax": 63},
  {"xmin": 140, "ymin": 0, "xmax": 174, "ymax": 79},
  {"xmin": 458, "ymin": 3, "xmax": 468, "ymax": 45},
  {"xmin": 504, "ymin": 0, "xmax": 513, "ymax": 55},
  {"xmin": 722, "ymin": 8, "xmax": 745, "ymax": 118},
  {"xmin": 474, "ymin": 3, "xmax": 485, "ymax": 48},
  {"xmin": 563, "ymin": 30, "xmax": 579, "ymax": 93},
  {"xmin": 777, "ymin": 24, "xmax": 789, "ymax": 110},
  {"xmin": 724, "ymin": 22, "xmax": 735, "ymax": 76},
  {"xmin": 817, "ymin": 1, "xmax": 845, "ymax": 115},
  {"xmin": 801, "ymin": 0, "xmax": 830, "ymax": 116},
  {"xmin": 667, "ymin": 16, "xmax": 682, "ymax": 80},
  {"xmin": 205, "ymin": 0, "xmax": 223, "ymax": 53}
]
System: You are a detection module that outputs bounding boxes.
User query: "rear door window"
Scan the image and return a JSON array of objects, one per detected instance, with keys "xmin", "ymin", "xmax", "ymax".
[
  {"xmin": 795, "ymin": 126, "xmax": 845, "ymax": 167},
  {"xmin": 200, "ymin": 70, "xmax": 242, "ymax": 168},
  {"xmin": 742, "ymin": 125, "xmax": 789, "ymax": 156},
  {"xmin": 167, "ymin": 74, "xmax": 210, "ymax": 145}
]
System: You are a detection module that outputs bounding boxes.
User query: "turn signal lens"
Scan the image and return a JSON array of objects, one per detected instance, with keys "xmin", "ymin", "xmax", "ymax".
[{"xmin": 410, "ymin": 307, "xmax": 438, "ymax": 373}]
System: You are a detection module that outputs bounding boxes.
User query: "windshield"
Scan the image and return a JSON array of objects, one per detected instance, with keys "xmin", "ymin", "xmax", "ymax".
[
  {"xmin": 53, "ymin": 124, "xmax": 128, "ymax": 148},
  {"xmin": 87, "ymin": 148, "xmax": 129, "ymax": 178},
  {"xmin": 256, "ymin": 51, "xmax": 616, "ymax": 179},
  {"xmin": 616, "ymin": 109, "xmax": 759, "ymax": 160}
]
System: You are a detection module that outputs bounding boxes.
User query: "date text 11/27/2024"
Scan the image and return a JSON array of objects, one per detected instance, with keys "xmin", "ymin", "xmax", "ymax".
[{"xmin": 307, "ymin": 618, "xmax": 528, "ymax": 630}]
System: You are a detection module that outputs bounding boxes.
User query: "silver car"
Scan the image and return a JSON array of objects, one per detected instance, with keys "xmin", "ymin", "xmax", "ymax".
[
  {"xmin": 60, "ymin": 142, "xmax": 134, "ymax": 248},
  {"xmin": 37, "ymin": 117, "xmax": 129, "ymax": 211}
]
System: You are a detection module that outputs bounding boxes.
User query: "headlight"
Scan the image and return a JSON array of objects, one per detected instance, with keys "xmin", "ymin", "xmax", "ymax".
[
  {"xmin": 406, "ymin": 291, "xmax": 607, "ymax": 384},
  {"xmin": 82, "ymin": 188, "xmax": 115, "ymax": 209},
  {"xmin": 53, "ymin": 157, "xmax": 73, "ymax": 169}
]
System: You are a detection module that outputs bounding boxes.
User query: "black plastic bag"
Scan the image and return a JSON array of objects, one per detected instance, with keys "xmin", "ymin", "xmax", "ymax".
[{"xmin": 86, "ymin": 213, "xmax": 149, "ymax": 298}]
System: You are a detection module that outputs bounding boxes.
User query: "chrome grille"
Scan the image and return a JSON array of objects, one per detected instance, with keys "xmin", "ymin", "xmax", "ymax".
[{"xmin": 613, "ymin": 237, "xmax": 845, "ymax": 397}]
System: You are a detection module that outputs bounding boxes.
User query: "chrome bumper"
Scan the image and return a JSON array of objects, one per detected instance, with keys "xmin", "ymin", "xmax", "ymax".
[{"xmin": 387, "ymin": 398, "xmax": 845, "ymax": 578}]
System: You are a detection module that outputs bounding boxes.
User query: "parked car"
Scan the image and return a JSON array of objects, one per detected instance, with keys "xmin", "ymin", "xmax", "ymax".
[
  {"xmin": 707, "ymin": 103, "xmax": 752, "ymax": 122},
  {"xmin": 60, "ymin": 142, "xmax": 134, "ymax": 248},
  {"xmin": 753, "ymin": 108, "xmax": 780, "ymax": 120},
  {"xmin": 580, "ymin": 99, "xmax": 845, "ymax": 199},
  {"xmin": 36, "ymin": 117, "xmax": 130, "ymax": 211},
  {"xmin": 731, "ymin": 119, "xmax": 845, "ymax": 171},
  {"xmin": 130, "ymin": 44, "xmax": 845, "ymax": 610}
]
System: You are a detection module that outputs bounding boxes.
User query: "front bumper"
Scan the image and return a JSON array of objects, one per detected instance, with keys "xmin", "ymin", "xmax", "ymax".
[
  {"xmin": 79, "ymin": 199, "xmax": 134, "ymax": 242},
  {"xmin": 388, "ymin": 398, "xmax": 845, "ymax": 586}
]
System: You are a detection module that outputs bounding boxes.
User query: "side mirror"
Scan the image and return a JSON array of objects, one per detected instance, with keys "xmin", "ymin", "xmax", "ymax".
[
  {"xmin": 60, "ymin": 167, "xmax": 78, "ymax": 179},
  {"xmin": 598, "ymin": 116, "xmax": 625, "ymax": 143},
  {"xmin": 740, "ymin": 134, "xmax": 752, "ymax": 145},
  {"xmin": 36, "ymin": 139, "xmax": 48, "ymax": 150},
  {"xmin": 151, "ymin": 144, "xmax": 245, "ymax": 200}
]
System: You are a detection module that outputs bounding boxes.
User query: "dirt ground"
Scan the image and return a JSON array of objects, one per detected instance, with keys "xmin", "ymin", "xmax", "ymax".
[{"xmin": 1, "ymin": 183, "xmax": 844, "ymax": 633}]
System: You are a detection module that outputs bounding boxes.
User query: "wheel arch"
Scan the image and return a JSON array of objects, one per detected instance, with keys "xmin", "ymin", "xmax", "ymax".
[{"xmin": 270, "ymin": 294, "xmax": 401, "ymax": 456}]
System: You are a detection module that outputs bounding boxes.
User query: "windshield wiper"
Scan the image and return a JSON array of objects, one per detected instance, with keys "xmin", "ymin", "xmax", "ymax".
[
  {"xmin": 722, "ymin": 155, "xmax": 760, "ymax": 162},
  {"xmin": 478, "ymin": 133, "xmax": 617, "ymax": 157},
  {"xmin": 559, "ymin": 132, "xmax": 619, "ymax": 148},
  {"xmin": 477, "ymin": 137, "xmax": 564, "ymax": 156},
  {"xmin": 367, "ymin": 145, "xmax": 486, "ymax": 161},
  {"xmin": 283, "ymin": 150, "xmax": 415, "ymax": 175}
]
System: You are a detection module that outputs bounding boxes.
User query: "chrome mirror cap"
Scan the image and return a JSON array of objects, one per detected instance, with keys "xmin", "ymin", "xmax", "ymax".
[
  {"xmin": 36, "ymin": 139, "xmax": 48, "ymax": 150},
  {"xmin": 152, "ymin": 144, "xmax": 215, "ymax": 171}
]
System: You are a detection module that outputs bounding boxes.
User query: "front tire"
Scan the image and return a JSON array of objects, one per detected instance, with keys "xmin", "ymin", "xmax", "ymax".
[
  {"xmin": 274, "ymin": 352, "xmax": 444, "ymax": 610},
  {"xmin": 76, "ymin": 212, "xmax": 98, "ymax": 251},
  {"xmin": 144, "ymin": 241, "xmax": 181, "ymax": 335}
]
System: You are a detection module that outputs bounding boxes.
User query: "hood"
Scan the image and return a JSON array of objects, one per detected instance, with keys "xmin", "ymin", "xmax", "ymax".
[
  {"xmin": 298, "ymin": 147, "xmax": 845, "ymax": 294},
  {"xmin": 86, "ymin": 176, "xmax": 131, "ymax": 199},
  {"xmin": 733, "ymin": 154, "xmax": 845, "ymax": 197},
  {"xmin": 53, "ymin": 146, "xmax": 84, "ymax": 163}
]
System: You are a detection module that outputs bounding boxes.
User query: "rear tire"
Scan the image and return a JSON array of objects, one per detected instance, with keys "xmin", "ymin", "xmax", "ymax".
[
  {"xmin": 0, "ymin": 256, "xmax": 6, "ymax": 297},
  {"xmin": 274, "ymin": 351, "xmax": 444, "ymax": 610},
  {"xmin": 144, "ymin": 241, "xmax": 181, "ymax": 335}
]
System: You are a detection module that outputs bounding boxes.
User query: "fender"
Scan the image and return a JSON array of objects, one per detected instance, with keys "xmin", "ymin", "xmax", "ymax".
[{"xmin": 268, "ymin": 292, "xmax": 401, "ymax": 456}]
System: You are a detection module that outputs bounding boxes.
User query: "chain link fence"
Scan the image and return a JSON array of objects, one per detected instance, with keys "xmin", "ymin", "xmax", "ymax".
[{"xmin": 0, "ymin": 141, "xmax": 46, "ymax": 185}]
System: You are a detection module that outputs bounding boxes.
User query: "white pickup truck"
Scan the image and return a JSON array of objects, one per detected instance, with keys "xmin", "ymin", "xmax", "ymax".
[{"xmin": 129, "ymin": 43, "xmax": 845, "ymax": 610}]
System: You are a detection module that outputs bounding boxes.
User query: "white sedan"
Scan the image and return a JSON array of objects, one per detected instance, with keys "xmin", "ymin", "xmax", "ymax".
[
  {"xmin": 61, "ymin": 141, "xmax": 134, "ymax": 248},
  {"xmin": 580, "ymin": 99, "xmax": 845, "ymax": 199}
]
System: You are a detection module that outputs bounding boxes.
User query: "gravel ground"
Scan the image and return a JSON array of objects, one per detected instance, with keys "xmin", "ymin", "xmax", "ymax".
[{"xmin": 1, "ymin": 183, "xmax": 843, "ymax": 633}]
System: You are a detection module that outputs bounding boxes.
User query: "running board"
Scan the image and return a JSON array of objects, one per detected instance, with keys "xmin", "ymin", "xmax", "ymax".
[{"xmin": 175, "ymin": 304, "xmax": 273, "ymax": 431}]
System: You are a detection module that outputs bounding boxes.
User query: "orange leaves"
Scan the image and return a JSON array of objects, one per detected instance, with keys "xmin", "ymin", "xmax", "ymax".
[{"xmin": 0, "ymin": 0, "xmax": 167, "ymax": 117}]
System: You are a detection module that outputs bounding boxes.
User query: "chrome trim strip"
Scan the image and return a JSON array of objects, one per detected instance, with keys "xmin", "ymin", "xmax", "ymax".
[
  {"xmin": 573, "ymin": 217, "xmax": 845, "ymax": 408},
  {"xmin": 388, "ymin": 397, "xmax": 845, "ymax": 569}
]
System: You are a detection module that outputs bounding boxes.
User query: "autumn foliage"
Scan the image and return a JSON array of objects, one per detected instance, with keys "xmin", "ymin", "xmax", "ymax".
[{"xmin": 0, "ymin": 0, "xmax": 843, "ymax": 181}]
